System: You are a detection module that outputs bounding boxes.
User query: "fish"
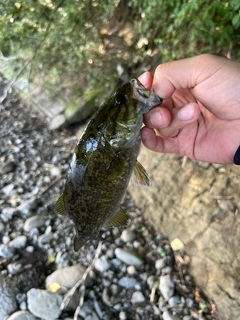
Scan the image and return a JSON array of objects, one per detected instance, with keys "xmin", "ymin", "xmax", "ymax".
[{"xmin": 55, "ymin": 78, "xmax": 162, "ymax": 251}]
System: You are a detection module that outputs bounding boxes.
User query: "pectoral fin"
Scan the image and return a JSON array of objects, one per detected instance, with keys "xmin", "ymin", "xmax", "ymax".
[
  {"xmin": 54, "ymin": 194, "xmax": 67, "ymax": 215},
  {"xmin": 104, "ymin": 206, "xmax": 129, "ymax": 227},
  {"xmin": 133, "ymin": 160, "xmax": 150, "ymax": 186}
]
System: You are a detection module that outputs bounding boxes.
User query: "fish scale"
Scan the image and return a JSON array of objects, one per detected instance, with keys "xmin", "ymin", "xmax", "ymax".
[{"xmin": 55, "ymin": 78, "xmax": 162, "ymax": 251}]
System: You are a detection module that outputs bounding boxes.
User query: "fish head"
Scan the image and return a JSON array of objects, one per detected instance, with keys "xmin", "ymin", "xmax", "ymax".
[{"xmin": 101, "ymin": 78, "xmax": 162, "ymax": 147}]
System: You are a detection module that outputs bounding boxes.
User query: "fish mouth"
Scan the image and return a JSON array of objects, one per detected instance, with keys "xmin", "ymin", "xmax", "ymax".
[{"xmin": 130, "ymin": 78, "xmax": 162, "ymax": 113}]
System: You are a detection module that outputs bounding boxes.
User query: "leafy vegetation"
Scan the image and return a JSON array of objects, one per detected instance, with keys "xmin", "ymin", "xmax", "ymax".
[{"xmin": 0, "ymin": 0, "xmax": 239, "ymax": 102}]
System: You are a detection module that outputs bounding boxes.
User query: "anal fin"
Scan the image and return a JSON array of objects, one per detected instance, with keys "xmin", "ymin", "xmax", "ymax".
[
  {"xmin": 104, "ymin": 206, "xmax": 129, "ymax": 227},
  {"xmin": 55, "ymin": 194, "xmax": 67, "ymax": 215}
]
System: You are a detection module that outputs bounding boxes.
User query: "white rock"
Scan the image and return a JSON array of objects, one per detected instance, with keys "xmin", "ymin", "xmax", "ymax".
[
  {"xmin": 159, "ymin": 274, "xmax": 174, "ymax": 300},
  {"xmin": 95, "ymin": 256, "xmax": 110, "ymax": 272},
  {"xmin": 24, "ymin": 216, "xmax": 45, "ymax": 232},
  {"xmin": 120, "ymin": 229, "xmax": 136, "ymax": 242},
  {"xmin": 9, "ymin": 236, "xmax": 27, "ymax": 249},
  {"xmin": 115, "ymin": 248, "xmax": 143, "ymax": 266},
  {"xmin": 162, "ymin": 310, "xmax": 181, "ymax": 320},
  {"xmin": 155, "ymin": 258, "xmax": 166, "ymax": 270},
  {"xmin": 46, "ymin": 265, "xmax": 86, "ymax": 294},
  {"xmin": 131, "ymin": 291, "xmax": 145, "ymax": 304},
  {"xmin": 27, "ymin": 289, "xmax": 62, "ymax": 320},
  {"xmin": 6, "ymin": 310, "xmax": 36, "ymax": 320}
]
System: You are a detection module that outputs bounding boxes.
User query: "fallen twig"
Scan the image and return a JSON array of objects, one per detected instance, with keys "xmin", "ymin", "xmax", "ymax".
[{"xmin": 60, "ymin": 241, "xmax": 102, "ymax": 314}]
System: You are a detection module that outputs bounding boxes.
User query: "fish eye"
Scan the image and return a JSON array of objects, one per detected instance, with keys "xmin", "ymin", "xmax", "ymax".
[{"xmin": 115, "ymin": 94, "xmax": 127, "ymax": 106}]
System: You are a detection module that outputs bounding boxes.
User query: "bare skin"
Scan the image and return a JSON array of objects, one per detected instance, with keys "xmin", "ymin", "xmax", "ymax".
[{"xmin": 139, "ymin": 54, "xmax": 240, "ymax": 164}]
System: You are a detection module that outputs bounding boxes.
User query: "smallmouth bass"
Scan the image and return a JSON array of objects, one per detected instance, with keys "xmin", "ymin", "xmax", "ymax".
[{"xmin": 55, "ymin": 78, "xmax": 161, "ymax": 250}]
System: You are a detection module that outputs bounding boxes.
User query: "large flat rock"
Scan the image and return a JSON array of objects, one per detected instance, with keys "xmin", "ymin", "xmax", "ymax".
[{"xmin": 128, "ymin": 146, "xmax": 240, "ymax": 320}]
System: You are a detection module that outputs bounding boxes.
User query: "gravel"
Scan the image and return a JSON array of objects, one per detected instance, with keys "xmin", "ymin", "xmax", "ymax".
[{"xmin": 0, "ymin": 76, "xmax": 217, "ymax": 320}]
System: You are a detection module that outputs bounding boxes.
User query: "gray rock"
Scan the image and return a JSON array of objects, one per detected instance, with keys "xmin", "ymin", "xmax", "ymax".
[
  {"xmin": 168, "ymin": 296, "xmax": 181, "ymax": 307},
  {"xmin": 110, "ymin": 258, "xmax": 122, "ymax": 271},
  {"xmin": 38, "ymin": 233, "xmax": 53, "ymax": 245},
  {"xmin": 0, "ymin": 244, "xmax": 15, "ymax": 259},
  {"xmin": 162, "ymin": 310, "xmax": 181, "ymax": 320},
  {"xmin": 1, "ymin": 207, "xmax": 15, "ymax": 222},
  {"xmin": 118, "ymin": 277, "xmax": 137, "ymax": 289},
  {"xmin": 0, "ymin": 161, "xmax": 16, "ymax": 174},
  {"xmin": 120, "ymin": 229, "xmax": 136, "ymax": 242},
  {"xmin": 131, "ymin": 291, "xmax": 145, "ymax": 304},
  {"xmin": 27, "ymin": 288, "xmax": 62, "ymax": 320},
  {"xmin": 23, "ymin": 215, "xmax": 45, "ymax": 232},
  {"xmin": 6, "ymin": 311, "xmax": 36, "ymax": 320},
  {"xmin": 186, "ymin": 297, "xmax": 194, "ymax": 308},
  {"xmin": 17, "ymin": 198, "xmax": 37, "ymax": 214},
  {"xmin": 49, "ymin": 114, "xmax": 67, "ymax": 130},
  {"xmin": 7, "ymin": 262, "xmax": 23, "ymax": 275},
  {"xmin": 95, "ymin": 256, "xmax": 110, "ymax": 272},
  {"xmin": 9, "ymin": 235, "xmax": 27, "ymax": 249},
  {"xmin": 46, "ymin": 265, "xmax": 86, "ymax": 294},
  {"xmin": 114, "ymin": 248, "xmax": 143, "ymax": 266},
  {"xmin": 159, "ymin": 274, "xmax": 174, "ymax": 300},
  {"xmin": 2, "ymin": 183, "xmax": 15, "ymax": 196},
  {"xmin": 0, "ymin": 276, "xmax": 19, "ymax": 320},
  {"xmin": 155, "ymin": 258, "xmax": 166, "ymax": 271},
  {"xmin": 78, "ymin": 300, "xmax": 93, "ymax": 317}
]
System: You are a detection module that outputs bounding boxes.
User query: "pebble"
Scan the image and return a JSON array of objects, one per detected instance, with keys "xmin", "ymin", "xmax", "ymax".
[
  {"xmin": 155, "ymin": 258, "xmax": 166, "ymax": 270},
  {"xmin": 114, "ymin": 248, "xmax": 143, "ymax": 266},
  {"xmin": 2, "ymin": 183, "xmax": 15, "ymax": 196},
  {"xmin": 119, "ymin": 311, "xmax": 127, "ymax": 320},
  {"xmin": 131, "ymin": 291, "xmax": 145, "ymax": 304},
  {"xmin": 186, "ymin": 297, "xmax": 194, "ymax": 308},
  {"xmin": 27, "ymin": 288, "xmax": 62, "ymax": 320},
  {"xmin": 17, "ymin": 198, "xmax": 38, "ymax": 215},
  {"xmin": 0, "ymin": 244, "xmax": 15, "ymax": 259},
  {"xmin": 23, "ymin": 215, "xmax": 45, "ymax": 232},
  {"xmin": 120, "ymin": 229, "xmax": 136, "ymax": 242},
  {"xmin": 168, "ymin": 296, "xmax": 181, "ymax": 307},
  {"xmin": 0, "ymin": 277, "xmax": 18, "ymax": 320},
  {"xmin": 1, "ymin": 207, "xmax": 15, "ymax": 222},
  {"xmin": 95, "ymin": 256, "xmax": 110, "ymax": 272},
  {"xmin": 7, "ymin": 262, "xmax": 23, "ymax": 275},
  {"xmin": 162, "ymin": 310, "xmax": 181, "ymax": 320},
  {"xmin": 170, "ymin": 238, "xmax": 185, "ymax": 251},
  {"xmin": 6, "ymin": 310, "xmax": 36, "ymax": 320},
  {"xmin": 127, "ymin": 265, "xmax": 136, "ymax": 275},
  {"xmin": 9, "ymin": 235, "xmax": 27, "ymax": 249},
  {"xmin": 0, "ymin": 161, "xmax": 16, "ymax": 174},
  {"xmin": 110, "ymin": 258, "xmax": 122, "ymax": 271},
  {"xmin": 118, "ymin": 276, "xmax": 137, "ymax": 289},
  {"xmin": 159, "ymin": 274, "xmax": 174, "ymax": 300},
  {"xmin": 46, "ymin": 264, "xmax": 86, "ymax": 294},
  {"xmin": 38, "ymin": 232, "xmax": 53, "ymax": 245}
]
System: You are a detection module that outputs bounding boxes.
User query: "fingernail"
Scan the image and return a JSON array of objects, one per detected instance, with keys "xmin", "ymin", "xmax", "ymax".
[
  {"xmin": 178, "ymin": 105, "xmax": 195, "ymax": 121},
  {"xmin": 150, "ymin": 111, "xmax": 164, "ymax": 127}
]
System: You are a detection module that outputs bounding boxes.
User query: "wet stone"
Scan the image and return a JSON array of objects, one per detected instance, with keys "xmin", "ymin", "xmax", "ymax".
[
  {"xmin": 23, "ymin": 215, "xmax": 45, "ymax": 232},
  {"xmin": 9, "ymin": 235, "xmax": 27, "ymax": 249},
  {"xmin": 131, "ymin": 291, "xmax": 145, "ymax": 304},
  {"xmin": 6, "ymin": 310, "xmax": 36, "ymax": 320},
  {"xmin": 159, "ymin": 274, "xmax": 174, "ymax": 300},
  {"xmin": 27, "ymin": 288, "xmax": 62, "ymax": 320},
  {"xmin": 114, "ymin": 248, "xmax": 143, "ymax": 266}
]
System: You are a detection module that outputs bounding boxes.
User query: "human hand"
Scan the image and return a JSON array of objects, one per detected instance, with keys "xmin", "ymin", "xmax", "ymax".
[{"xmin": 139, "ymin": 54, "xmax": 240, "ymax": 164}]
